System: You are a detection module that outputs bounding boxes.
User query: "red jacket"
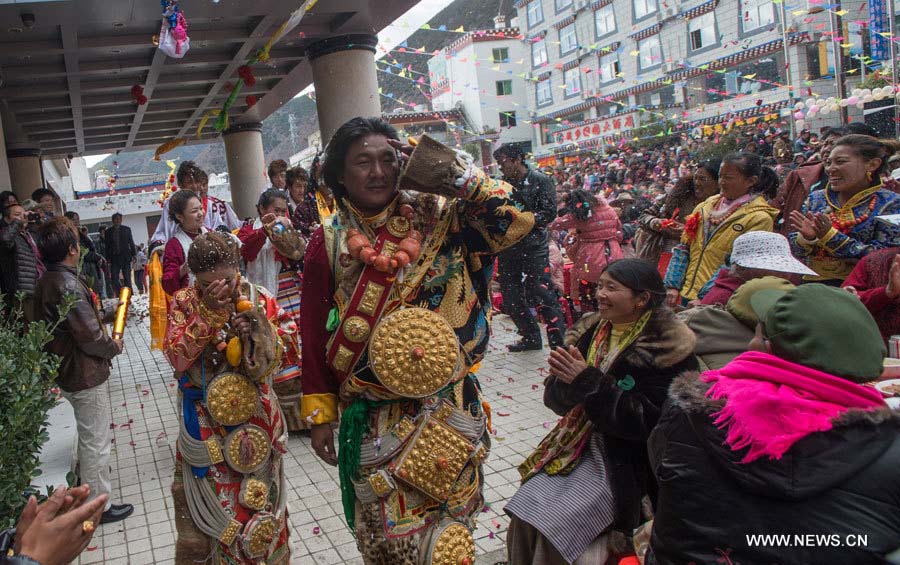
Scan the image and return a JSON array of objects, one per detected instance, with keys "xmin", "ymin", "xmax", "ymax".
[
  {"xmin": 700, "ymin": 267, "xmax": 743, "ymax": 306},
  {"xmin": 841, "ymin": 247, "xmax": 900, "ymax": 345}
]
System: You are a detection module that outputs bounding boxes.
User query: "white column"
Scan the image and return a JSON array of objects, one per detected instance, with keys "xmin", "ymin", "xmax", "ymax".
[
  {"xmin": 308, "ymin": 34, "xmax": 380, "ymax": 145},
  {"xmin": 8, "ymin": 148, "xmax": 43, "ymax": 202},
  {"xmin": 222, "ymin": 122, "xmax": 266, "ymax": 220}
]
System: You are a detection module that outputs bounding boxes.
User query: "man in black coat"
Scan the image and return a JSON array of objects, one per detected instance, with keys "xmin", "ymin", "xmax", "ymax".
[
  {"xmin": 648, "ymin": 284, "xmax": 900, "ymax": 565},
  {"xmin": 103, "ymin": 213, "xmax": 135, "ymax": 295},
  {"xmin": 494, "ymin": 144, "xmax": 565, "ymax": 351},
  {"xmin": 0, "ymin": 203, "xmax": 45, "ymax": 316}
]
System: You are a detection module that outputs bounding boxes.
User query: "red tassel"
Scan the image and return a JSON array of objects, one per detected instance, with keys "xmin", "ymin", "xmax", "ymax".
[{"xmin": 239, "ymin": 429, "xmax": 254, "ymax": 465}]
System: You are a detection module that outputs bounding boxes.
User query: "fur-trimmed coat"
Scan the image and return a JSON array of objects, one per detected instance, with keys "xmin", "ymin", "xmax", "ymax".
[
  {"xmin": 544, "ymin": 306, "xmax": 698, "ymax": 532},
  {"xmin": 647, "ymin": 372, "xmax": 900, "ymax": 565}
]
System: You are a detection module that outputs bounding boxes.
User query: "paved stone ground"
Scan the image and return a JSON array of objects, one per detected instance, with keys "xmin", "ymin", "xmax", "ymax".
[{"xmin": 71, "ymin": 314, "xmax": 557, "ymax": 565}]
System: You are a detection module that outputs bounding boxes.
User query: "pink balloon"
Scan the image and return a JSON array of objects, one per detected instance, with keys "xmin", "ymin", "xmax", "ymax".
[
  {"xmin": 846, "ymin": 96, "xmax": 859, "ymax": 105},
  {"xmin": 794, "ymin": 111, "xmax": 805, "ymax": 120}
]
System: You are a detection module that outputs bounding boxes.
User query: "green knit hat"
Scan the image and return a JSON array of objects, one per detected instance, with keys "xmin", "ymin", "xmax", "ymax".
[
  {"xmin": 726, "ymin": 276, "xmax": 797, "ymax": 329},
  {"xmin": 751, "ymin": 284, "xmax": 886, "ymax": 382}
]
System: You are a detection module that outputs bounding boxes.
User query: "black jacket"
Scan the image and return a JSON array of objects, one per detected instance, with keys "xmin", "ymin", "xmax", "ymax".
[
  {"xmin": 0, "ymin": 220, "xmax": 42, "ymax": 299},
  {"xmin": 648, "ymin": 372, "xmax": 900, "ymax": 565},
  {"xmin": 500, "ymin": 166, "xmax": 557, "ymax": 260},
  {"xmin": 104, "ymin": 224, "xmax": 135, "ymax": 261},
  {"xmin": 544, "ymin": 307, "xmax": 698, "ymax": 532}
]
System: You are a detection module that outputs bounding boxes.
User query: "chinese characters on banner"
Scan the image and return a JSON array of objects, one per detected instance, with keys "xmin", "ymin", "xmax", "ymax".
[
  {"xmin": 869, "ymin": 0, "xmax": 889, "ymax": 61},
  {"xmin": 553, "ymin": 113, "xmax": 638, "ymax": 145}
]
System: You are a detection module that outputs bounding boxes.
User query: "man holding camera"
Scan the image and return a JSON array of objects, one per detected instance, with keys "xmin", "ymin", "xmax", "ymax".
[{"xmin": 0, "ymin": 203, "xmax": 45, "ymax": 317}]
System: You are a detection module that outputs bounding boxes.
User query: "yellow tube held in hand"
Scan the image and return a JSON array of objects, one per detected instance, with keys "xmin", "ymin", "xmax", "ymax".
[{"xmin": 112, "ymin": 287, "xmax": 132, "ymax": 340}]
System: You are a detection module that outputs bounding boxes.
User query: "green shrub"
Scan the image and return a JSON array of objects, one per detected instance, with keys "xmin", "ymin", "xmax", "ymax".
[{"xmin": 0, "ymin": 293, "xmax": 74, "ymax": 528}]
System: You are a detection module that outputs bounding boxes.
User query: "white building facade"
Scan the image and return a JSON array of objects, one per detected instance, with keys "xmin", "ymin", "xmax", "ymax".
[
  {"xmin": 428, "ymin": 24, "xmax": 534, "ymax": 154},
  {"xmin": 514, "ymin": 0, "xmax": 887, "ymax": 164}
]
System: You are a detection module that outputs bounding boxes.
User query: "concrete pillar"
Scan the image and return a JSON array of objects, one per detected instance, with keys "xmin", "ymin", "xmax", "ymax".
[
  {"xmin": 222, "ymin": 122, "xmax": 266, "ymax": 220},
  {"xmin": 308, "ymin": 34, "xmax": 380, "ymax": 146},
  {"xmin": 0, "ymin": 112, "xmax": 12, "ymax": 192},
  {"xmin": 8, "ymin": 148, "xmax": 43, "ymax": 202}
]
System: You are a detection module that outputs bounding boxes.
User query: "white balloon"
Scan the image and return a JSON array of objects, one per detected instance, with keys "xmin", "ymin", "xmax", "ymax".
[
  {"xmin": 856, "ymin": 102, "xmax": 865, "ymax": 109},
  {"xmin": 861, "ymin": 89, "xmax": 872, "ymax": 97},
  {"xmin": 852, "ymin": 88, "xmax": 862, "ymax": 96},
  {"xmin": 820, "ymin": 106, "xmax": 830, "ymax": 115},
  {"xmin": 806, "ymin": 98, "xmax": 817, "ymax": 107},
  {"xmin": 816, "ymin": 99, "xmax": 827, "ymax": 107},
  {"xmin": 830, "ymin": 103, "xmax": 840, "ymax": 111},
  {"xmin": 863, "ymin": 94, "xmax": 874, "ymax": 103},
  {"xmin": 795, "ymin": 120, "xmax": 806, "ymax": 130},
  {"xmin": 795, "ymin": 101, "xmax": 806, "ymax": 110},
  {"xmin": 873, "ymin": 90, "xmax": 885, "ymax": 101},
  {"xmin": 826, "ymin": 97, "xmax": 836, "ymax": 104},
  {"xmin": 839, "ymin": 98, "xmax": 849, "ymax": 107}
]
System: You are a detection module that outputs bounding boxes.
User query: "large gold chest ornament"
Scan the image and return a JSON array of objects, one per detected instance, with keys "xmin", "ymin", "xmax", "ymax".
[
  {"xmin": 368, "ymin": 307, "xmax": 461, "ymax": 398},
  {"xmin": 205, "ymin": 372, "xmax": 259, "ymax": 426}
]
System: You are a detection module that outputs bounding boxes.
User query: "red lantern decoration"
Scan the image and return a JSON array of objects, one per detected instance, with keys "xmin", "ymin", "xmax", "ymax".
[
  {"xmin": 245, "ymin": 94, "xmax": 258, "ymax": 107},
  {"xmin": 237, "ymin": 65, "xmax": 253, "ymax": 80},
  {"xmin": 244, "ymin": 75, "xmax": 256, "ymax": 87},
  {"xmin": 137, "ymin": 94, "xmax": 148, "ymax": 105},
  {"xmin": 131, "ymin": 84, "xmax": 144, "ymax": 98},
  {"xmin": 224, "ymin": 81, "xmax": 234, "ymax": 93}
]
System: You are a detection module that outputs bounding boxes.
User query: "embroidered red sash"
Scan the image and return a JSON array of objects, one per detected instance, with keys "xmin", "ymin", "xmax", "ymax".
[{"xmin": 325, "ymin": 218, "xmax": 409, "ymax": 379}]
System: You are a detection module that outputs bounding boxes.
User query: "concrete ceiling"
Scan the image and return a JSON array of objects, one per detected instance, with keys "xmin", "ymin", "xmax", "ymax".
[{"xmin": 0, "ymin": 0, "xmax": 418, "ymax": 157}]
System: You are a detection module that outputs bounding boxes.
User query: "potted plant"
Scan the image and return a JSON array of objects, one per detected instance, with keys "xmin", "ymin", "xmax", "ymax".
[{"xmin": 0, "ymin": 294, "xmax": 74, "ymax": 527}]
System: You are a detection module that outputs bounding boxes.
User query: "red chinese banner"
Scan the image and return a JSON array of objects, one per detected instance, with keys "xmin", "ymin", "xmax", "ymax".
[{"xmin": 553, "ymin": 113, "xmax": 638, "ymax": 145}]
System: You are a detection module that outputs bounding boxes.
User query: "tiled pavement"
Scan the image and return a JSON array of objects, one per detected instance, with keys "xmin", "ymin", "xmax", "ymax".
[{"xmin": 68, "ymin": 314, "xmax": 558, "ymax": 564}]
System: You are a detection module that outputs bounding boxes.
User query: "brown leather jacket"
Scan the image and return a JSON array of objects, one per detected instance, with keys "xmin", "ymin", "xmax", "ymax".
[{"xmin": 34, "ymin": 264, "xmax": 119, "ymax": 393}]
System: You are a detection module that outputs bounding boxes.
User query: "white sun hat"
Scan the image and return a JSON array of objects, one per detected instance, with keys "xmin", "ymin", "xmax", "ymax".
[{"xmin": 730, "ymin": 231, "xmax": 818, "ymax": 276}]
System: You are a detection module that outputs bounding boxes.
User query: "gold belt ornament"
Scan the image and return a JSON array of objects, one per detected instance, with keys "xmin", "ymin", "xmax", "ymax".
[
  {"xmin": 223, "ymin": 425, "xmax": 271, "ymax": 474},
  {"xmin": 368, "ymin": 307, "xmax": 461, "ymax": 398},
  {"xmin": 389, "ymin": 413, "xmax": 475, "ymax": 503},
  {"xmin": 239, "ymin": 477, "xmax": 269, "ymax": 511},
  {"xmin": 424, "ymin": 519, "xmax": 476, "ymax": 565},
  {"xmin": 241, "ymin": 511, "xmax": 278, "ymax": 559}
]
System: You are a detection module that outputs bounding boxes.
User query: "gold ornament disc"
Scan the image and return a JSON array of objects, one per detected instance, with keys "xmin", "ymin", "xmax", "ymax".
[
  {"xmin": 206, "ymin": 373, "xmax": 258, "ymax": 426},
  {"xmin": 429, "ymin": 521, "xmax": 475, "ymax": 565},
  {"xmin": 343, "ymin": 315, "xmax": 371, "ymax": 343},
  {"xmin": 240, "ymin": 477, "xmax": 269, "ymax": 511},
  {"xmin": 223, "ymin": 425, "xmax": 271, "ymax": 474},
  {"xmin": 242, "ymin": 512, "xmax": 278, "ymax": 559},
  {"xmin": 368, "ymin": 307, "xmax": 460, "ymax": 398}
]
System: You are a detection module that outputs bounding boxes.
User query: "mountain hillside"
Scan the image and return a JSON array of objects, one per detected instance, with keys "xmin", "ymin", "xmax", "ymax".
[{"xmin": 90, "ymin": 0, "xmax": 515, "ymax": 180}]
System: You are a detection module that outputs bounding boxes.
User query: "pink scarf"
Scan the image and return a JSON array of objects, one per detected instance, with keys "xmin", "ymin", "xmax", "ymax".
[{"xmin": 702, "ymin": 351, "xmax": 885, "ymax": 463}]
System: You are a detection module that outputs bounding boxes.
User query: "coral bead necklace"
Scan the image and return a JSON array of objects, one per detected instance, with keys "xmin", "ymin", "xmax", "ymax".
[
  {"xmin": 825, "ymin": 183, "xmax": 880, "ymax": 235},
  {"xmin": 346, "ymin": 203, "xmax": 423, "ymax": 273}
]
